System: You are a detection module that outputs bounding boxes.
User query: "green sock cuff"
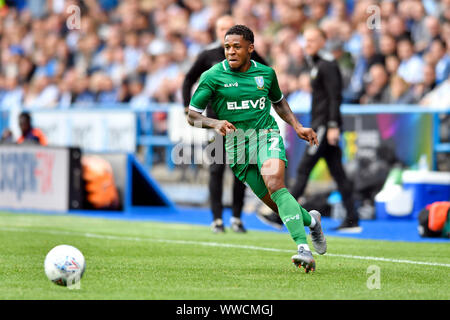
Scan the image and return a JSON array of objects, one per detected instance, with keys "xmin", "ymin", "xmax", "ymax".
[
  {"xmin": 271, "ymin": 189, "xmax": 312, "ymax": 227},
  {"xmin": 270, "ymin": 187, "xmax": 308, "ymax": 245},
  {"xmin": 270, "ymin": 188, "xmax": 289, "ymax": 203},
  {"xmin": 299, "ymin": 204, "xmax": 312, "ymax": 226}
]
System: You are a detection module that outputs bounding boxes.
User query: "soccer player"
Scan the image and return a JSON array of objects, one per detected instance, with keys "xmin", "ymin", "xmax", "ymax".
[
  {"xmin": 187, "ymin": 25, "xmax": 326, "ymax": 272},
  {"xmin": 182, "ymin": 15, "xmax": 269, "ymax": 234}
]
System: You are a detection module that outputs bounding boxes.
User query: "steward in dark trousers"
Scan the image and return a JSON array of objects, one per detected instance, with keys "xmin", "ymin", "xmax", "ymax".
[
  {"xmin": 290, "ymin": 27, "xmax": 361, "ymax": 232},
  {"xmin": 182, "ymin": 15, "xmax": 267, "ymax": 233}
]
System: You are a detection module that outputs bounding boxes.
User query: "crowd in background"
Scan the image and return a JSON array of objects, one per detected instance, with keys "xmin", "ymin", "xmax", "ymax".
[{"xmin": 0, "ymin": 0, "xmax": 449, "ymax": 117}]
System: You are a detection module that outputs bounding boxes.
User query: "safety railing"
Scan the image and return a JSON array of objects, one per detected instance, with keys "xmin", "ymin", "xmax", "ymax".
[{"xmin": 1, "ymin": 103, "xmax": 449, "ymax": 171}]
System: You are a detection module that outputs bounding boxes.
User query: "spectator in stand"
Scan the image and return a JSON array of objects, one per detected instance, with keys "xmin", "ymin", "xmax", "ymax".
[
  {"xmin": 360, "ymin": 63, "xmax": 390, "ymax": 104},
  {"xmin": 17, "ymin": 56, "xmax": 36, "ymax": 85},
  {"xmin": 428, "ymin": 38, "xmax": 450, "ymax": 85},
  {"xmin": 57, "ymin": 69, "xmax": 77, "ymax": 108},
  {"xmin": 0, "ymin": 0, "xmax": 448, "ymax": 114},
  {"xmin": 310, "ymin": 2, "xmax": 328, "ymax": 25},
  {"xmin": 128, "ymin": 76, "xmax": 150, "ymax": 109},
  {"xmin": 144, "ymin": 38, "xmax": 179, "ymax": 101},
  {"xmin": 286, "ymin": 41, "xmax": 308, "ymax": 76},
  {"xmin": 330, "ymin": 0, "xmax": 349, "ymax": 23},
  {"xmin": 23, "ymin": 75, "xmax": 59, "ymax": 109},
  {"xmin": 386, "ymin": 74, "xmax": 415, "ymax": 104},
  {"xmin": 397, "ymin": 36, "xmax": 425, "ymax": 84},
  {"xmin": 385, "ymin": 54, "xmax": 401, "ymax": 76},
  {"xmin": 73, "ymin": 74, "xmax": 95, "ymax": 106},
  {"xmin": 380, "ymin": 0, "xmax": 396, "ymax": 21},
  {"xmin": 343, "ymin": 35, "xmax": 384, "ymax": 103},
  {"xmin": 287, "ymin": 72, "xmax": 312, "ymax": 112},
  {"xmin": 1, "ymin": 76, "xmax": 24, "ymax": 110},
  {"xmin": 123, "ymin": 31, "xmax": 143, "ymax": 75},
  {"xmin": 379, "ymin": 34, "xmax": 397, "ymax": 59},
  {"xmin": 343, "ymin": 21, "xmax": 371, "ymax": 59},
  {"xmin": 387, "ymin": 15, "xmax": 410, "ymax": 41},
  {"xmin": 96, "ymin": 73, "xmax": 119, "ymax": 104},
  {"xmin": 411, "ymin": 63, "xmax": 437, "ymax": 103},
  {"xmin": 421, "ymin": 77, "xmax": 450, "ymax": 108},
  {"xmin": 409, "ymin": 1, "xmax": 431, "ymax": 54},
  {"xmin": 0, "ymin": 129, "xmax": 13, "ymax": 144},
  {"xmin": 423, "ymin": 15, "xmax": 442, "ymax": 46}
]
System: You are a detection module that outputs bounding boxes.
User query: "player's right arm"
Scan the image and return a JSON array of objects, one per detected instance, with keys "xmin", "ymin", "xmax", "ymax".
[
  {"xmin": 188, "ymin": 110, "xmax": 236, "ymax": 136},
  {"xmin": 187, "ymin": 70, "xmax": 236, "ymax": 136}
]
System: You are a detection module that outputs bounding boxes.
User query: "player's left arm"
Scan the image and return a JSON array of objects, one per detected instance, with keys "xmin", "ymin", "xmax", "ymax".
[
  {"xmin": 269, "ymin": 69, "xmax": 318, "ymax": 146},
  {"xmin": 272, "ymin": 98, "xmax": 318, "ymax": 146}
]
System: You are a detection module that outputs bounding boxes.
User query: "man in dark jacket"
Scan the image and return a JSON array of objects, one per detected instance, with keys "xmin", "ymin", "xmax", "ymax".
[
  {"xmin": 290, "ymin": 27, "xmax": 361, "ymax": 232},
  {"xmin": 182, "ymin": 15, "xmax": 273, "ymax": 233}
]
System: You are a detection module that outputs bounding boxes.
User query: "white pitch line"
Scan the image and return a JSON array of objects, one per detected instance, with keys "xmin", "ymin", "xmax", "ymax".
[{"xmin": 1, "ymin": 226, "xmax": 450, "ymax": 268}]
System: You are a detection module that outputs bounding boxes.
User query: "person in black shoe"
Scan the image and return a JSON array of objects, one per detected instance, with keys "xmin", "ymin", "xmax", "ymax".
[
  {"xmin": 255, "ymin": 204, "xmax": 284, "ymax": 230},
  {"xmin": 182, "ymin": 15, "xmax": 267, "ymax": 233},
  {"xmin": 290, "ymin": 27, "xmax": 361, "ymax": 233}
]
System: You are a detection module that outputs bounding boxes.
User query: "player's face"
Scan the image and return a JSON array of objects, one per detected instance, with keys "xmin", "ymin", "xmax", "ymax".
[
  {"xmin": 224, "ymin": 34, "xmax": 254, "ymax": 71},
  {"xmin": 304, "ymin": 29, "xmax": 325, "ymax": 56}
]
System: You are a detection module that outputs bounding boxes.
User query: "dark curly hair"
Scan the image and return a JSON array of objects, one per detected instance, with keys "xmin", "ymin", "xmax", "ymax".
[{"xmin": 224, "ymin": 25, "xmax": 254, "ymax": 44}]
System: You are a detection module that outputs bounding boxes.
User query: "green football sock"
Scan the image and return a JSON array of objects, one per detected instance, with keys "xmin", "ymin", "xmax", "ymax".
[
  {"xmin": 299, "ymin": 204, "xmax": 312, "ymax": 227},
  {"xmin": 271, "ymin": 188, "xmax": 307, "ymax": 245}
]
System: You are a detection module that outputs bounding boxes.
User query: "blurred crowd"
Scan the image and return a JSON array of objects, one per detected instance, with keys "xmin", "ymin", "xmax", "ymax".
[{"xmin": 0, "ymin": 0, "xmax": 449, "ymax": 116}]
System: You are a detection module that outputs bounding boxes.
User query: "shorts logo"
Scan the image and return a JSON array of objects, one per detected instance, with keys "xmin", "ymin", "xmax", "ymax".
[{"xmin": 254, "ymin": 76, "xmax": 264, "ymax": 89}]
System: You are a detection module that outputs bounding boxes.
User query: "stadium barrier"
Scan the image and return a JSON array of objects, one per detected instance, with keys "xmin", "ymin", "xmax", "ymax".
[
  {"xmin": 0, "ymin": 104, "xmax": 448, "ymax": 217},
  {"xmin": 0, "ymin": 104, "xmax": 449, "ymax": 174},
  {"xmin": 0, "ymin": 145, "xmax": 83, "ymax": 212},
  {"xmin": 0, "ymin": 145, "xmax": 175, "ymax": 213},
  {"xmin": 288, "ymin": 104, "xmax": 450, "ymax": 178}
]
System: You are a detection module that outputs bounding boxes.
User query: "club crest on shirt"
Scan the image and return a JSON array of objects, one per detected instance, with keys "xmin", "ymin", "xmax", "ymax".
[{"xmin": 254, "ymin": 76, "xmax": 264, "ymax": 89}]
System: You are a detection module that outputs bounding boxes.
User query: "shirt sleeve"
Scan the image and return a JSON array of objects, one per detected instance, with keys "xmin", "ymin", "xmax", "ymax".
[
  {"xmin": 268, "ymin": 69, "xmax": 284, "ymax": 103},
  {"xmin": 189, "ymin": 70, "xmax": 215, "ymax": 113}
]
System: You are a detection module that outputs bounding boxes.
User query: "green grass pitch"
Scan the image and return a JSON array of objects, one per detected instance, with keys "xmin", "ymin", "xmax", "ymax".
[{"xmin": 0, "ymin": 211, "xmax": 449, "ymax": 300}]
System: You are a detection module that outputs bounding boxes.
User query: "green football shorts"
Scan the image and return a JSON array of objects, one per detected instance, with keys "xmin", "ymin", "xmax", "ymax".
[{"xmin": 225, "ymin": 129, "xmax": 288, "ymax": 199}]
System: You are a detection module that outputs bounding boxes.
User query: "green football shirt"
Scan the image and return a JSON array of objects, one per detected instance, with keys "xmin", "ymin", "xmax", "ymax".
[
  {"xmin": 189, "ymin": 59, "xmax": 284, "ymax": 129},
  {"xmin": 189, "ymin": 59, "xmax": 288, "ymax": 185}
]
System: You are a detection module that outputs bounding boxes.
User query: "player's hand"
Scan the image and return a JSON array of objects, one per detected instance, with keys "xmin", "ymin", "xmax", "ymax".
[
  {"xmin": 214, "ymin": 120, "xmax": 236, "ymax": 136},
  {"xmin": 297, "ymin": 127, "xmax": 318, "ymax": 146},
  {"xmin": 327, "ymin": 127, "xmax": 340, "ymax": 146}
]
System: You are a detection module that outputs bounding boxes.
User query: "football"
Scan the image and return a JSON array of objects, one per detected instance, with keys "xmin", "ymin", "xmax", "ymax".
[{"xmin": 44, "ymin": 245, "xmax": 86, "ymax": 287}]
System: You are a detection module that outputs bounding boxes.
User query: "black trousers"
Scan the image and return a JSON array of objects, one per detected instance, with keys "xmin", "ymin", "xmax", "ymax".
[
  {"xmin": 290, "ymin": 127, "xmax": 358, "ymax": 224},
  {"xmin": 209, "ymin": 143, "xmax": 246, "ymax": 221}
]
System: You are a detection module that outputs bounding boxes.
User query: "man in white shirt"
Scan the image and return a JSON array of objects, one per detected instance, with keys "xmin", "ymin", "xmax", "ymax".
[{"xmin": 397, "ymin": 37, "xmax": 425, "ymax": 84}]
